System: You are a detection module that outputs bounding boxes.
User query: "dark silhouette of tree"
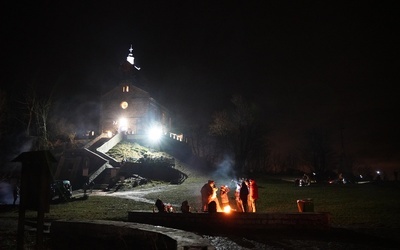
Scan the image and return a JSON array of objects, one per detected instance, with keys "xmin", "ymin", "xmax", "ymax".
[
  {"xmin": 269, "ymin": 151, "xmax": 284, "ymax": 173},
  {"xmin": 172, "ymin": 111, "xmax": 218, "ymax": 168},
  {"xmin": 246, "ymin": 138, "xmax": 270, "ymax": 173},
  {"xmin": 186, "ymin": 123, "xmax": 216, "ymax": 160},
  {"xmin": 50, "ymin": 116, "xmax": 77, "ymax": 148},
  {"xmin": 0, "ymin": 89, "xmax": 7, "ymax": 141},
  {"xmin": 18, "ymin": 86, "xmax": 37, "ymax": 137},
  {"xmin": 34, "ymin": 98, "xmax": 52, "ymax": 149},
  {"xmin": 209, "ymin": 95, "xmax": 266, "ymax": 173},
  {"xmin": 18, "ymin": 87, "xmax": 53, "ymax": 150},
  {"xmin": 300, "ymin": 128, "xmax": 337, "ymax": 177}
]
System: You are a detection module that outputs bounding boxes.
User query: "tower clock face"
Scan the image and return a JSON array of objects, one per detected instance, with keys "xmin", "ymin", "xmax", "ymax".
[{"xmin": 121, "ymin": 101, "xmax": 128, "ymax": 109}]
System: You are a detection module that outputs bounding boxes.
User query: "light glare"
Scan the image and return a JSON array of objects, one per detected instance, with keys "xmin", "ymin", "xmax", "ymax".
[
  {"xmin": 119, "ymin": 117, "xmax": 128, "ymax": 132},
  {"xmin": 223, "ymin": 205, "xmax": 231, "ymax": 213},
  {"xmin": 148, "ymin": 125, "xmax": 163, "ymax": 142}
]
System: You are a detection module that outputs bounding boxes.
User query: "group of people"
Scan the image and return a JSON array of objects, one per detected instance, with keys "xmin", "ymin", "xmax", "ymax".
[
  {"xmin": 200, "ymin": 180, "xmax": 221, "ymax": 212},
  {"xmin": 234, "ymin": 178, "xmax": 259, "ymax": 212},
  {"xmin": 200, "ymin": 178, "xmax": 258, "ymax": 213}
]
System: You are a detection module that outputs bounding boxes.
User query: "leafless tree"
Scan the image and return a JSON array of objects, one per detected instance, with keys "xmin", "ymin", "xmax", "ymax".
[
  {"xmin": 33, "ymin": 97, "xmax": 52, "ymax": 150},
  {"xmin": 209, "ymin": 95, "xmax": 266, "ymax": 173},
  {"xmin": 186, "ymin": 123, "xmax": 215, "ymax": 159},
  {"xmin": 18, "ymin": 86, "xmax": 37, "ymax": 136},
  {"xmin": 300, "ymin": 128, "xmax": 337, "ymax": 174},
  {"xmin": 51, "ymin": 117, "xmax": 77, "ymax": 146},
  {"xmin": 18, "ymin": 87, "xmax": 53, "ymax": 150},
  {"xmin": 0, "ymin": 89, "xmax": 7, "ymax": 141}
]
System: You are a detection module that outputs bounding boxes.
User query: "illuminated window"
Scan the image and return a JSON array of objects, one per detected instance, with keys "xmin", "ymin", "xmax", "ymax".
[
  {"xmin": 121, "ymin": 101, "xmax": 128, "ymax": 109},
  {"xmin": 122, "ymin": 86, "xmax": 129, "ymax": 92}
]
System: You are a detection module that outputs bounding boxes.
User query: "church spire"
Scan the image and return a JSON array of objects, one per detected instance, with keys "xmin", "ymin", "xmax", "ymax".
[{"xmin": 126, "ymin": 44, "xmax": 140, "ymax": 70}]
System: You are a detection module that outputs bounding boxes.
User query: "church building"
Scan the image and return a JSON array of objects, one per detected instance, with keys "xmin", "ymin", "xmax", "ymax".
[{"xmin": 100, "ymin": 45, "xmax": 172, "ymax": 139}]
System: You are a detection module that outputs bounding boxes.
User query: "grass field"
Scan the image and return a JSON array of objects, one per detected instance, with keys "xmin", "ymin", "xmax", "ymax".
[
  {"xmin": 1, "ymin": 176, "xmax": 400, "ymax": 249},
  {"xmin": 2, "ymin": 177, "xmax": 399, "ymax": 228},
  {"xmin": 142, "ymin": 176, "xmax": 400, "ymax": 228}
]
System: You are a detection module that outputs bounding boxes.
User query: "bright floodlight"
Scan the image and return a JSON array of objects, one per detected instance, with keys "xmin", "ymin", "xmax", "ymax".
[
  {"xmin": 148, "ymin": 125, "xmax": 163, "ymax": 142},
  {"xmin": 107, "ymin": 131, "xmax": 113, "ymax": 138},
  {"xmin": 119, "ymin": 117, "xmax": 128, "ymax": 132}
]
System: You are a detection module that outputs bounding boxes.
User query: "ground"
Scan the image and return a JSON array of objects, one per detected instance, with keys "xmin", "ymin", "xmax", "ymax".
[
  {"xmin": 74, "ymin": 180, "xmax": 399, "ymax": 249},
  {"xmin": 1, "ymin": 183, "xmax": 398, "ymax": 249},
  {"xmin": 1, "ymin": 143, "xmax": 398, "ymax": 249}
]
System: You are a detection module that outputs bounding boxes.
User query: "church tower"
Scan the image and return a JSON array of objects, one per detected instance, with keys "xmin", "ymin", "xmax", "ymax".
[{"xmin": 126, "ymin": 44, "xmax": 141, "ymax": 70}]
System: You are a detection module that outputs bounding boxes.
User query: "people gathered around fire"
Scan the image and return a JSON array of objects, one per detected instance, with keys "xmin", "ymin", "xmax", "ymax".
[
  {"xmin": 155, "ymin": 177, "xmax": 259, "ymax": 213},
  {"xmin": 200, "ymin": 178, "xmax": 258, "ymax": 213}
]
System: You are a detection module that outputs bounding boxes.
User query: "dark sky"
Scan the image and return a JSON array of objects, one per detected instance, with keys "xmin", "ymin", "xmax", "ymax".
[{"xmin": 1, "ymin": 1, "xmax": 399, "ymax": 172}]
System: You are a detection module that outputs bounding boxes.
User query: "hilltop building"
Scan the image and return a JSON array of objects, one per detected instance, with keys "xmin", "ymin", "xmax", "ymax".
[
  {"xmin": 100, "ymin": 45, "xmax": 172, "ymax": 139},
  {"xmin": 52, "ymin": 45, "xmax": 187, "ymax": 190}
]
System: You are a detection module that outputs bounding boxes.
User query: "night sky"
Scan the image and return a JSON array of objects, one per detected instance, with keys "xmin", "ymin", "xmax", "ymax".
[{"xmin": 1, "ymin": 1, "xmax": 399, "ymax": 172}]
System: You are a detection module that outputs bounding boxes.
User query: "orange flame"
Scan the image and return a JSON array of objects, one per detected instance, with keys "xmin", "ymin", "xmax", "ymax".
[{"xmin": 223, "ymin": 205, "xmax": 231, "ymax": 213}]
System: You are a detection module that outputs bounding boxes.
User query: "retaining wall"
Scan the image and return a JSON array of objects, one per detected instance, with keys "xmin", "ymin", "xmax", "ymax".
[
  {"xmin": 51, "ymin": 219, "xmax": 214, "ymax": 250},
  {"xmin": 128, "ymin": 211, "xmax": 331, "ymax": 231}
]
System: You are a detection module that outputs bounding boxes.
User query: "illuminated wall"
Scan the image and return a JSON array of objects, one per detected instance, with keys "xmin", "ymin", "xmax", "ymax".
[{"xmin": 100, "ymin": 82, "xmax": 171, "ymax": 136}]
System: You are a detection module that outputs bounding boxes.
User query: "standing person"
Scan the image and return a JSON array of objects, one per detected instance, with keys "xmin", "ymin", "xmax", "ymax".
[
  {"xmin": 220, "ymin": 185, "xmax": 230, "ymax": 210},
  {"xmin": 200, "ymin": 180, "xmax": 214, "ymax": 212},
  {"xmin": 234, "ymin": 181, "xmax": 244, "ymax": 212},
  {"xmin": 239, "ymin": 180, "xmax": 249, "ymax": 212},
  {"xmin": 12, "ymin": 180, "xmax": 19, "ymax": 206},
  {"xmin": 303, "ymin": 174, "xmax": 310, "ymax": 186},
  {"xmin": 181, "ymin": 200, "xmax": 190, "ymax": 213},
  {"xmin": 155, "ymin": 199, "xmax": 166, "ymax": 213},
  {"xmin": 248, "ymin": 179, "xmax": 259, "ymax": 212},
  {"xmin": 210, "ymin": 182, "xmax": 222, "ymax": 212}
]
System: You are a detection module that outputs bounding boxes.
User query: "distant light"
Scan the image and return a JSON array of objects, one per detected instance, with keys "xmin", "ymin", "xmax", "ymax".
[
  {"xmin": 359, "ymin": 174, "xmax": 363, "ymax": 179},
  {"xmin": 148, "ymin": 125, "xmax": 163, "ymax": 142},
  {"xmin": 376, "ymin": 171, "xmax": 380, "ymax": 175}
]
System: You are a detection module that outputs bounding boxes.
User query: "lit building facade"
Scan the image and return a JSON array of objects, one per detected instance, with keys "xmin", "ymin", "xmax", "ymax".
[{"xmin": 100, "ymin": 46, "xmax": 171, "ymax": 137}]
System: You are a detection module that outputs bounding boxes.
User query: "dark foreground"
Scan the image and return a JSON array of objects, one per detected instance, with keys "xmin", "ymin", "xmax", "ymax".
[{"xmin": 1, "ymin": 205, "xmax": 399, "ymax": 250}]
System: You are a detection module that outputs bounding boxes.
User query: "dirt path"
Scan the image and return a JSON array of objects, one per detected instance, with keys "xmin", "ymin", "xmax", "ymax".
[{"xmin": 89, "ymin": 184, "xmax": 176, "ymax": 204}]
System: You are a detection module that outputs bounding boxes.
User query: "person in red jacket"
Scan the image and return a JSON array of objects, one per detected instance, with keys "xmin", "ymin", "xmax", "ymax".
[{"xmin": 248, "ymin": 178, "xmax": 259, "ymax": 212}]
